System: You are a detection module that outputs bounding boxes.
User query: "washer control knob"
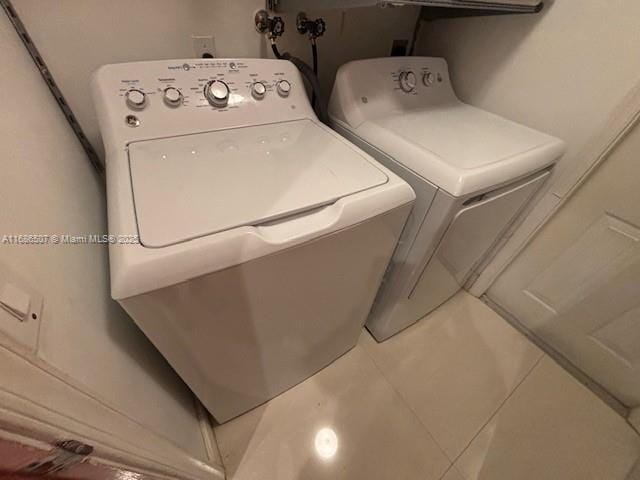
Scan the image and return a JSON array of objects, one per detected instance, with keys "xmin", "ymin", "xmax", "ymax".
[
  {"xmin": 204, "ymin": 80, "xmax": 230, "ymax": 108},
  {"xmin": 125, "ymin": 89, "xmax": 147, "ymax": 110},
  {"xmin": 398, "ymin": 71, "xmax": 416, "ymax": 93},
  {"xmin": 163, "ymin": 87, "xmax": 183, "ymax": 107},
  {"xmin": 252, "ymin": 82, "xmax": 267, "ymax": 100},
  {"xmin": 276, "ymin": 79, "xmax": 291, "ymax": 98},
  {"xmin": 423, "ymin": 71, "xmax": 435, "ymax": 86}
]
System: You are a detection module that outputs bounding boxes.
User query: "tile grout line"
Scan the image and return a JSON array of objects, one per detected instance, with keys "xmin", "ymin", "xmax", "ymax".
[
  {"xmin": 449, "ymin": 351, "xmax": 546, "ymax": 468},
  {"xmin": 437, "ymin": 464, "xmax": 458, "ymax": 480},
  {"xmin": 359, "ymin": 326, "xmax": 547, "ymax": 469},
  {"xmin": 356, "ymin": 335, "xmax": 454, "ymax": 473},
  {"xmin": 482, "ymin": 295, "xmax": 630, "ymax": 419}
]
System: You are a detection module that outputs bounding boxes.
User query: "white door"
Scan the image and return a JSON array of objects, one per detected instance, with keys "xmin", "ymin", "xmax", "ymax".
[{"xmin": 488, "ymin": 121, "xmax": 640, "ymax": 407}]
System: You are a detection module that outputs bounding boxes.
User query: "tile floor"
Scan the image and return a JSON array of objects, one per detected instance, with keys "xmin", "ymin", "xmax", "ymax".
[{"xmin": 214, "ymin": 292, "xmax": 640, "ymax": 480}]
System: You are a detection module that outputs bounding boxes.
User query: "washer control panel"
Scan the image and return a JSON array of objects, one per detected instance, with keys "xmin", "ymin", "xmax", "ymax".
[
  {"xmin": 113, "ymin": 60, "xmax": 296, "ymax": 111},
  {"xmin": 92, "ymin": 59, "xmax": 313, "ymax": 146}
]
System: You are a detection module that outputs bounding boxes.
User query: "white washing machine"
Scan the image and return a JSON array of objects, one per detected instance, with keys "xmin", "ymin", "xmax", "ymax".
[
  {"xmin": 329, "ymin": 57, "xmax": 566, "ymax": 341},
  {"xmin": 92, "ymin": 58, "xmax": 414, "ymax": 422}
]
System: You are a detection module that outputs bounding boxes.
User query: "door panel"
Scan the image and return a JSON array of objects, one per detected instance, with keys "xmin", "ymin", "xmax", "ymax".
[
  {"xmin": 591, "ymin": 305, "xmax": 640, "ymax": 368},
  {"xmin": 523, "ymin": 214, "xmax": 640, "ymax": 322},
  {"xmin": 489, "ymin": 122, "xmax": 640, "ymax": 407}
]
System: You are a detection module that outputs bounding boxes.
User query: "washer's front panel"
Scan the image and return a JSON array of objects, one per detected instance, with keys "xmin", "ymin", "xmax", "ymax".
[{"xmin": 120, "ymin": 205, "xmax": 411, "ymax": 422}]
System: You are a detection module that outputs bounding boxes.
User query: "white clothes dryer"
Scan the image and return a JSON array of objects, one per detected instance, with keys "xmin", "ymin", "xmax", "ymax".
[{"xmin": 329, "ymin": 56, "xmax": 565, "ymax": 341}]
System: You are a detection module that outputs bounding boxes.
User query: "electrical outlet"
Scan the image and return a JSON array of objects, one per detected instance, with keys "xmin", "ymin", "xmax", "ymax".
[
  {"xmin": 390, "ymin": 39, "xmax": 409, "ymax": 57},
  {"xmin": 192, "ymin": 35, "xmax": 216, "ymax": 58}
]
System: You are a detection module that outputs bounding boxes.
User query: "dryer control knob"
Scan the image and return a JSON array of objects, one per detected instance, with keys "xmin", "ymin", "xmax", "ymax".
[
  {"xmin": 276, "ymin": 79, "xmax": 291, "ymax": 97},
  {"xmin": 423, "ymin": 72, "xmax": 435, "ymax": 86},
  {"xmin": 398, "ymin": 71, "xmax": 416, "ymax": 93},
  {"xmin": 125, "ymin": 89, "xmax": 147, "ymax": 110},
  {"xmin": 204, "ymin": 80, "xmax": 230, "ymax": 108},
  {"xmin": 163, "ymin": 87, "xmax": 183, "ymax": 107},
  {"xmin": 252, "ymin": 82, "xmax": 267, "ymax": 100}
]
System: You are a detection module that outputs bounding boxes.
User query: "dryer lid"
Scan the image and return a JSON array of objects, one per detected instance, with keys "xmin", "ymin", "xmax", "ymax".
[
  {"xmin": 372, "ymin": 104, "xmax": 556, "ymax": 170},
  {"xmin": 354, "ymin": 103, "xmax": 565, "ymax": 197},
  {"xmin": 128, "ymin": 119, "xmax": 388, "ymax": 248}
]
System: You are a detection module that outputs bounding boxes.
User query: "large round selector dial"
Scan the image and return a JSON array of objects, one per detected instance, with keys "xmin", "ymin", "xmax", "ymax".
[
  {"xmin": 204, "ymin": 79, "xmax": 230, "ymax": 108},
  {"xmin": 398, "ymin": 71, "xmax": 417, "ymax": 93},
  {"xmin": 423, "ymin": 71, "xmax": 435, "ymax": 86},
  {"xmin": 163, "ymin": 87, "xmax": 183, "ymax": 107},
  {"xmin": 125, "ymin": 89, "xmax": 147, "ymax": 110},
  {"xmin": 251, "ymin": 81, "xmax": 267, "ymax": 100},
  {"xmin": 276, "ymin": 79, "xmax": 291, "ymax": 98}
]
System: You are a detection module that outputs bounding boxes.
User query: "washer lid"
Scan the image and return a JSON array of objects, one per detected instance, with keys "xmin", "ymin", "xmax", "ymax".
[{"xmin": 128, "ymin": 119, "xmax": 388, "ymax": 248}]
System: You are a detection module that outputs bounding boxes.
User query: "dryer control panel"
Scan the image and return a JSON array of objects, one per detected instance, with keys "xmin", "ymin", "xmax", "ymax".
[
  {"xmin": 329, "ymin": 57, "xmax": 457, "ymax": 129},
  {"xmin": 92, "ymin": 59, "xmax": 314, "ymax": 149}
]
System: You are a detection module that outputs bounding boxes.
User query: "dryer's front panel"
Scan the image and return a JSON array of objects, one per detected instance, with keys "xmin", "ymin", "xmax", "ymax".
[{"xmin": 408, "ymin": 170, "xmax": 551, "ymax": 317}]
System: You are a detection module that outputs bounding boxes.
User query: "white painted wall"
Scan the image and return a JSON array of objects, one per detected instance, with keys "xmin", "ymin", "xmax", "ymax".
[
  {"xmin": 415, "ymin": 0, "xmax": 640, "ymax": 198},
  {"xmin": 414, "ymin": 2, "xmax": 640, "ymax": 407},
  {"xmin": 0, "ymin": 10, "xmax": 212, "ymax": 466},
  {"xmin": 12, "ymin": 0, "xmax": 419, "ymax": 155},
  {"xmin": 416, "ymin": 0, "xmax": 640, "ymax": 298}
]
